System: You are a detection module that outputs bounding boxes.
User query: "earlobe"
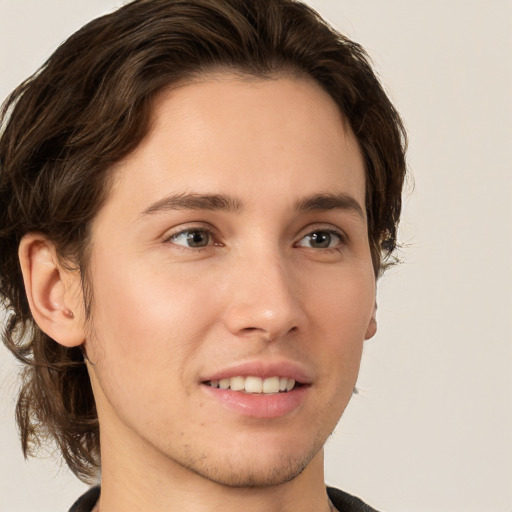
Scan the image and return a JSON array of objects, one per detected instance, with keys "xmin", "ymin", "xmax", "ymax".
[
  {"xmin": 364, "ymin": 305, "xmax": 377, "ymax": 340},
  {"xmin": 18, "ymin": 234, "xmax": 85, "ymax": 347}
]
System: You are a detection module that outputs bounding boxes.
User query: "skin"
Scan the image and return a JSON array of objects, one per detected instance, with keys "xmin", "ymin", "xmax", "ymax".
[{"xmin": 20, "ymin": 74, "xmax": 377, "ymax": 512}]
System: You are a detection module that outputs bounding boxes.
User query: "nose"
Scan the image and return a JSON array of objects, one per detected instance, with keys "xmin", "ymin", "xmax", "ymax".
[{"xmin": 221, "ymin": 249, "xmax": 307, "ymax": 342}]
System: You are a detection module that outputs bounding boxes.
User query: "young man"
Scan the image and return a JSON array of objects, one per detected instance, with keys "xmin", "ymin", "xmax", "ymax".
[{"xmin": 0, "ymin": 1, "xmax": 406, "ymax": 511}]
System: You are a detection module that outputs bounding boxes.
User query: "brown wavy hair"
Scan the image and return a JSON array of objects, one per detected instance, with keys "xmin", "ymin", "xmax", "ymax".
[{"xmin": 0, "ymin": 0, "xmax": 407, "ymax": 483}]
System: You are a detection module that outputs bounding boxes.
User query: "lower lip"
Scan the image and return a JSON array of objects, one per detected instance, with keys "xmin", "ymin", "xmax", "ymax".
[{"xmin": 201, "ymin": 385, "xmax": 308, "ymax": 418}]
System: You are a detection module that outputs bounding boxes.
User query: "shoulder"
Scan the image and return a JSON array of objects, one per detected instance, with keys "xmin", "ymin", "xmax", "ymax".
[
  {"xmin": 68, "ymin": 486, "xmax": 100, "ymax": 512},
  {"xmin": 327, "ymin": 486, "xmax": 381, "ymax": 512}
]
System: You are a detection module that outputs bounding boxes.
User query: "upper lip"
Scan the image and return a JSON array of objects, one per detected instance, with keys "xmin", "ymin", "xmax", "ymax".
[{"xmin": 201, "ymin": 359, "xmax": 312, "ymax": 384}]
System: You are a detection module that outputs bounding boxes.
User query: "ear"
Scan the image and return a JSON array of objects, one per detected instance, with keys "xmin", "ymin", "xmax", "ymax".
[
  {"xmin": 364, "ymin": 303, "xmax": 377, "ymax": 340},
  {"xmin": 18, "ymin": 233, "xmax": 85, "ymax": 347}
]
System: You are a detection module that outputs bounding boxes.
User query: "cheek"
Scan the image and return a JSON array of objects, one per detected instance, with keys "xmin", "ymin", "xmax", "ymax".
[
  {"xmin": 306, "ymin": 267, "xmax": 375, "ymax": 379},
  {"xmin": 85, "ymin": 259, "xmax": 222, "ymax": 384},
  {"xmin": 308, "ymin": 264, "xmax": 375, "ymax": 332}
]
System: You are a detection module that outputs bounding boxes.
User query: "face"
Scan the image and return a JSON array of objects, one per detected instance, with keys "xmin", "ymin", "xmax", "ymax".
[{"xmin": 82, "ymin": 74, "xmax": 376, "ymax": 487}]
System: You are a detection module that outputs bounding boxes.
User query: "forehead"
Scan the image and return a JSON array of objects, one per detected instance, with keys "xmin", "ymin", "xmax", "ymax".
[{"xmin": 100, "ymin": 74, "xmax": 365, "ymax": 222}]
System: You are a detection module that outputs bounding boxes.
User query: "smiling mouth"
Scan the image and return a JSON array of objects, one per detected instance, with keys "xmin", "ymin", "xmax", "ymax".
[{"xmin": 204, "ymin": 376, "xmax": 298, "ymax": 394}]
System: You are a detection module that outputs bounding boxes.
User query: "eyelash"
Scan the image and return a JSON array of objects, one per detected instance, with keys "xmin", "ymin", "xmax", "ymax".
[
  {"xmin": 163, "ymin": 225, "xmax": 347, "ymax": 253},
  {"xmin": 294, "ymin": 228, "xmax": 347, "ymax": 252},
  {"xmin": 163, "ymin": 225, "xmax": 219, "ymax": 252}
]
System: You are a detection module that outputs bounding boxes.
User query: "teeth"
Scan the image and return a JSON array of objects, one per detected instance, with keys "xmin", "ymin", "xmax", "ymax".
[
  {"xmin": 208, "ymin": 376, "xmax": 297, "ymax": 394},
  {"xmin": 286, "ymin": 378, "xmax": 295, "ymax": 391},
  {"xmin": 229, "ymin": 376, "xmax": 245, "ymax": 391},
  {"xmin": 262, "ymin": 376, "xmax": 280, "ymax": 393},
  {"xmin": 245, "ymin": 376, "xmax": 263, "ymax": 393}
]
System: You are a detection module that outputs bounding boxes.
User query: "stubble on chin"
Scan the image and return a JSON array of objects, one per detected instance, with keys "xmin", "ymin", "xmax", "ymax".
[{"xmin": 170, "ymin": 432, "xmax": 327, "ymax": 489}]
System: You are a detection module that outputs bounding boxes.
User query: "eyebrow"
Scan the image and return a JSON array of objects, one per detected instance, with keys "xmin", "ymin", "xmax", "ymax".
[
  {"xmin": 138, "ymin": 191, "xmax": 364, "ymax": 220},
  {"xmin": 294, "ymin": 193, "xmax": 365, "ymax": 220},
  {"xmin": 139, "ymin": 193, "xmax": 243, "ymax": 217}
]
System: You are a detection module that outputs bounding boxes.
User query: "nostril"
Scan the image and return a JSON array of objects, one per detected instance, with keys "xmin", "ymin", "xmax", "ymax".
[
  {"xmin": 240, "ymin": 325, "xmax": 299, "ymax": 340},
  {"xmin": 241, "ymin": 327, "xmax": 272, "ymax": 341}
]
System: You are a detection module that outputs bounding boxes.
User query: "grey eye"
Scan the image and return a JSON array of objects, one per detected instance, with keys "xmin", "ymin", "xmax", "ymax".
[
  {"xmin": 297, "ymin": 230, "xmax": 342, "ymax": 249},
  {"xmin": 171, "ymin": 230, "xmax": 211, "ymax": 248}
]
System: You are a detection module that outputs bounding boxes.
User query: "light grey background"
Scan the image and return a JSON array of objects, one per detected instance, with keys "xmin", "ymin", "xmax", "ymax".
[{"xmin": 1, "ymin": 1, "xmax": 511, "ymax": 511}]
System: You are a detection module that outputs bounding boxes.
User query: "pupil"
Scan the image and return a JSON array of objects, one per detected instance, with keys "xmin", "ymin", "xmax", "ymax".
[
  {"xmin": 312, "ymin": 232, "xmax": 330, "ymax": 248},
  {"xmin": 188, "ymin": 231, "xmax": 208, "ymax": 247}
]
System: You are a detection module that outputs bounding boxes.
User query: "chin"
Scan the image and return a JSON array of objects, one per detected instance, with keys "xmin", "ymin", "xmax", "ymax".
[
  {"xmin": 177, "ymin": 438, "xmax": 322, "ymax": 489},
  {"xmin": 190, "ymin": 455, "xmax": 312, "ymax": 488}
]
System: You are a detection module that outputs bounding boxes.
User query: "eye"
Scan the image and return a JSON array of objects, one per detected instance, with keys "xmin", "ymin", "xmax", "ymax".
[
  {"xmin": 168, "ymin": 229, "xmax": 213, "ymax": 248},
  {"xmin": 296, "ymin": 230, "xmax": 344, "ymax": 249}
]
